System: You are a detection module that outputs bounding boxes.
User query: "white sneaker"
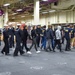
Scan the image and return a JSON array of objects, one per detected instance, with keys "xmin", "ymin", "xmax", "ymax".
[
  {"xmin": 12, "ymin": 48, "xmax": 15, "ymax": 51},
  {"xmin": 27, "ymin": 51, "xmax": 32, "ymax": 54},
  {"xmin": 36, "ymin": 51, "xmax": 41, "ymax": 53},
  {"xmin": 71, "ymin": 46, "xmax": 73, "ymax": 49}
]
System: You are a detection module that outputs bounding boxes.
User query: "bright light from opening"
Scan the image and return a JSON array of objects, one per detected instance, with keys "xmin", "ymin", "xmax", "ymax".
[{"xmin": 3, "ymin": 3, "xmax": 10, "ymax": 7}]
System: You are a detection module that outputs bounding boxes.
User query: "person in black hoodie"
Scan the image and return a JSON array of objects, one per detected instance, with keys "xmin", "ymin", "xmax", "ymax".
[
  {"xmin": 36, "ymin": 25, "xmax": 42, "ymax": 47},
  {"xmin": 23, "ymin": 26, "xmax": 31, "ymax": 54},
  {"xmin": 1, "ymin": 24, "xmax": 9, "ymax": 55},
  {"xmin": 30, "ymin": 26, "xmax": 41, "ymax": 53}
]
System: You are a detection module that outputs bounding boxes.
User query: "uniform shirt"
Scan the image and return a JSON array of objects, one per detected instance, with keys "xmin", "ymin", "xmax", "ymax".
[
  {"xmin": 73, "ymin": 28, "xmax": 75, "ymax": 37},
  {"xmin": 65, "ymin": 28, "xmax": 71, "ymax": 39},
  {"xmin": 15, "ymin": 28, "xmax": 21, "ymax": 43},
  {"xmin": 3, "ymin": 29, "xmax": 9, "ymax": 41},
  {"xmin": 8, "ymin": 27, "xmax": 14, "ymax": 36}
]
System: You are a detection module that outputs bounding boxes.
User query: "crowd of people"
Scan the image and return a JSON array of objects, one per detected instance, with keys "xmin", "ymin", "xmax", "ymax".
[{"xmin": 0, "ymin": 23, "xmax": 75, "ymax": 56}]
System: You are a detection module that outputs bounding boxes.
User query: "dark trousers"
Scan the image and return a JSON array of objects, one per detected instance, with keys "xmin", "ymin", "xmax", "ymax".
[
  {"xmin": 65, "ymin": 38, "xmax": 70, "ymax": 50},
  {"xmin": 0, "ymin": 35, "xmax": 1, "ymax": 46},
  {"xmin": 54, "ymin": 39, "xmax": 61, "ymax": 51},
  {"xmin": 14, "ymin": 42, "xmax": 24, "ymax": 56},
  {"xmin": 0, "ymin": 40, "xmax": 1, "ymax": 46},
  {"xmin": 51, "ymin": 39, "xmax": 55, "ymax": 49},
  {"xmin": 30, "ymin": 37, "xmax": 38, "ymax": 51},
  {"xmin": 9, "ymin": 36, "xmax": 14, "ymax": 48},
  {"xmin": 1, "ymin": 40, "xmax": 9, "ymax": 55},
  {"xmin": 62, "ymin": 37, "xmax": 65, "ymax": 44},
  {"xmin": 23, "ymin": 40, "xmax": 29, "ymax": 52},
  {"xmin": 36, "ymin": 36, "xmax": 40, "ymax": 47}
]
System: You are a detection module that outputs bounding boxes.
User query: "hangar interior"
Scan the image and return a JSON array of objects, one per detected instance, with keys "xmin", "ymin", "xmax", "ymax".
[{"xmin": 0, "ymin": 0, "xmax": 75, "ymax": 28}]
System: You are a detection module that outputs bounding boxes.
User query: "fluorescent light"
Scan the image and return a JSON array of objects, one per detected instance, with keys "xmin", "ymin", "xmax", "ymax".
[
  {"xmin": 17, "ymin": 9, "xmax": 22, "ymax": 12},
  {"xmin": 12, "ymin": 13, "xmax": 17, "ymax": 15},
  {"xmin": 3, "ymin": 3, "xmax": 10, "ymax": 7},
  {"xmin": 21, "ymin": 16, "xmax": 25, "ymax": 18},
  {"xmin": 49, "ymin": 10, "xmax": 56, "ymax": 12},
  {"xmin": 12, "ymin": 17, "xmax": 15, "ymax": 19},
  {"xmin": 42, "ymin": 0, "xmax": 48, "ymax": 1},
  {"xmin": 42, "ymin": 12, "xmax": 48, "ymax": 14}
]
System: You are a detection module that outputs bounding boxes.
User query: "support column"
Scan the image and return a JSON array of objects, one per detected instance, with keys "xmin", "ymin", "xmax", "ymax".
[
  {"xmin": 4, "ymin": 7, "xmax": 8, "ymax": 25},
  {"xmin": 0, "ymin": 15, "xmax": 3, "ymax": 28},
  {"xmin": 34, "ymin": 0, "xmax": 40, "ymax": 25}
]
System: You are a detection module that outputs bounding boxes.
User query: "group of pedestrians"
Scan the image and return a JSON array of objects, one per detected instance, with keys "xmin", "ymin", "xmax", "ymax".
[{"xmin": 0, "ymin": 23, "xmax": 75, "ymax": 56}]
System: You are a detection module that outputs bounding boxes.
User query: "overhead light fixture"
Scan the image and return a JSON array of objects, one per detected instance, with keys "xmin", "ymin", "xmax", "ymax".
[
  {"xmin": 21, "ymin": 16, "xmax": 25, "ymax": 18},
  {"xmin": 42, "ymin": 11, "xmax": 48, "ymax": 14},
  {"xmin": 17, "ymin": 9, "xmax": 22, "ymax": 12},
  {"xmin": 3, "ymin": 3, "xmax": 10, "ymax": 7},
  {"xmin": 12, "ymin": 13, "xmax": 17, "ymax": 15},
  {"xmin": 49, "ymin": 10, "xmax": 56, "ymax": 12},
  {"xmin": 42, "ymin": 0, "xmax": 48, "ymax": 1},
  {"xmin": 12, "ymin": 17, "xmax": 15, "ymax": 19}
]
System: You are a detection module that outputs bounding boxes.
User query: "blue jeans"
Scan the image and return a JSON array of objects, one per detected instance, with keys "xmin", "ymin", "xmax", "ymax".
[
  {"xmin": 51, "ymin": 39, "xmax": 55, "ymax": 49},
  {"xmin": 41, "ymin": 37, "xmax": 46, "ymax": 49}
]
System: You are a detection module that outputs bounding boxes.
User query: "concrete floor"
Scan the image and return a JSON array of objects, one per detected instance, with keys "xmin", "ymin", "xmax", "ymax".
[{"xmin": 0, "ymin": 42, "xmax": 75, "ymax": 75}]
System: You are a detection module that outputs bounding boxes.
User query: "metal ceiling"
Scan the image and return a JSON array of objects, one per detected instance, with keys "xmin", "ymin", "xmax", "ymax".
[{"xmin": 0, "ymin": 0, "xmax": 75, "ymax": 21}]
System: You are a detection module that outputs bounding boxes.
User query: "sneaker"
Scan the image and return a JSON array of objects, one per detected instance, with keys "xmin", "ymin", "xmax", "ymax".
[
  {"xmin": 36, "ymin": 50, "xmax": 41, "ymax": 53},
  {"xmin": 12, "ymin": 48, "xmax": 15, "ymax": 51},
  {"xmin": 71, "ymin": 46, "xmax": 73, "ymax": 49},
  {"xmin": 27, "ymin": 51, "xmax": 32, "ymax": 54}
]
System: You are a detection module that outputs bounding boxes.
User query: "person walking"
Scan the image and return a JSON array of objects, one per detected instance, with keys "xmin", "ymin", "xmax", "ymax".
[
  {"xmin": 36, "ymin": 25, "xmax": 42, "ymax": 47},
  {"xmin": 1, "ymin": 24, "xmax": 10, "ymax": 55},
  {"xmin": 13, "ymin": 24, "xmax": 25, "ymax": 56},
  {"xmin": 46, "ymin": 25, "xmax": 54, "ymax": 52},
  {"xmin": 30, "ymin": 26, "xmax": 41, "ymax": 53},
  {"xmin": 23, "ymin": 26, "xmax": 31, "ymax": 54},
  {"xmin": 53, "ymin": 26, "xmax": 62, "ymax": 52},
  {"xmin": 8, "ymin": 22, "xmax": 15, "ymax": 49}
]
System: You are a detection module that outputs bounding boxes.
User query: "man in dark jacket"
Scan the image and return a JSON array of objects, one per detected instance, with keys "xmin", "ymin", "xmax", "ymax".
[
  {"xmin": 1, "ymin": 24, "xmax": 9, "ymax": 55},
  {"xmin": 30, "ymin": 26, "xmax": 41, "ymax": 53},
  {"xmin": 8, "ymin": 23, "xmax": 15, "ymax": 48},
  {"xmin": 46, "ymin": 25, "xmax": 54, "ymax": 52},
  {"xmin": 23, "ymin": 26, "xmax": 31, "ymax": 54},
  {"xmin": 36, "ymin": 25, "xmax": 42, "ymax": 47},
  {"xmin": 13, "ymin": 24, "xmax": 25, "ymax": 56}
]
